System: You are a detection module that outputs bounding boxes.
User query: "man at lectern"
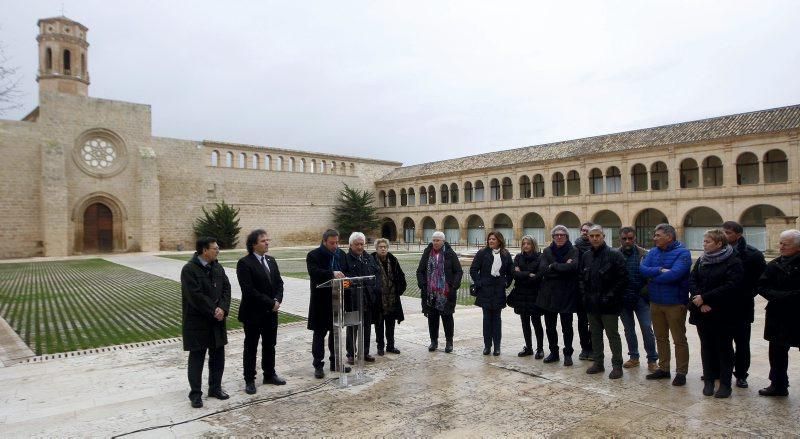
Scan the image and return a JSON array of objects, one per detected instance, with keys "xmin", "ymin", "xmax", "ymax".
[
  {"xmin": 341, "ymin": 232, "xmax": 383, "ymax": 365},
  {"xmin": 306, "ymin": 229, "xmax": 347, "ymax": 379}
]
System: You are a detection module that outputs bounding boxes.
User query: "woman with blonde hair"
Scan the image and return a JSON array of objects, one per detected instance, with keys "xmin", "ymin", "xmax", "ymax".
[{"xmin": 509, "ymin": 235, "xmax": 545, "ymax": 358}]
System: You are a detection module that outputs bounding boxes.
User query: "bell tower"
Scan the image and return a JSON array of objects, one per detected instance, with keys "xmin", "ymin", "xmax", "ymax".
[{"xmin": 36, "ymin": 16, "xmax": 90, "ymax": 96}]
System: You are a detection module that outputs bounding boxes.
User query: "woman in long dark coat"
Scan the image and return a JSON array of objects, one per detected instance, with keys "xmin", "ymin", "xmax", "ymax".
[
  {"xmin": 510, "ymin": 235, "xmax": 544, "ymax": 358},
  {"xmin": 372, "ymin": 238, "xmax": 407, "ymax": 355},
  {"xmin": 470, "ymin": 231, "xmax": 513, "ymax": 356},
  {"xmin": 689, "ymin": 228, "xmax": 744, "ymax": 399},
  {"xmin": 536, "ymin": 225, "xmax": 580, "ymax": 366},
  {"xmin": 416, "ymin": 231, "xmax": 464, "ymax": 353}
]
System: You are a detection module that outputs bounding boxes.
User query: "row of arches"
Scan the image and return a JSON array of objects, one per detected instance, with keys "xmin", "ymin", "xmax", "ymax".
[
  {"xmin": 209, "ymin": 150, "xmax": 356, "ymax": 175},
  {"xmin": 379, "ymin": 149, "xmax": 790, "ymax": 206},
  {"xmin": 44, "ymin": 47, "xmax": 86, "ymax": 78},
  {"xmin": 381, "ymin": 204, "xmax": 785, "ymax": 251}
]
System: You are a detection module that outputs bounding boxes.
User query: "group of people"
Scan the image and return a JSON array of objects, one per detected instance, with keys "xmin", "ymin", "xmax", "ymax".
[{"xmin": 180, "ymin": 222, "xmax": 800, "ymax": 407}]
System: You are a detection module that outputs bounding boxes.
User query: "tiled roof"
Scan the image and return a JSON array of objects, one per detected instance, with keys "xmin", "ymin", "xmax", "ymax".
[{"xmin": 379, "ymin": 104, "xmax": 800, "ymax": 182}]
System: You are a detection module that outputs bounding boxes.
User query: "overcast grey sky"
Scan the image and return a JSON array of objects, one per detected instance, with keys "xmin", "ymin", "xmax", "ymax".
[{"xmin": 2, "ymin": 1, "xmax": 799, "ymax": 165}]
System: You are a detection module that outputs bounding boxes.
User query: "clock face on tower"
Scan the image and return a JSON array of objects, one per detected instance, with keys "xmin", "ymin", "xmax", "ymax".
[{"xmin": 72, "ymin": 130, "xmax": 128, "ymax": 178}]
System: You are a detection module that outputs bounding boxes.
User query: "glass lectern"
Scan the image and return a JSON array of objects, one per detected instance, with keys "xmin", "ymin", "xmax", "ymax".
[{"xmin": 317, "ymin": 275, "xmax": 375, "ymax": 387}]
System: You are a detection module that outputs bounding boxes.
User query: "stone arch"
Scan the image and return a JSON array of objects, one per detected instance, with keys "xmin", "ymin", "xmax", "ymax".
[
  {"xmin": 736, "ymin": 152, "xmax": 759, "ymax": 185},
  {"xmin": 682, "ymin": 206, "xmax": 723, "ymax": 250},
  {"xmin": 679, "ymin": 158, "xmax": 699, "ymax": 189},
  {"xmin": 650, "ymin": 161, "xmax": 668, "ymax": 190},
  {"xmin": 740, "ymin": 204, "xmax": 786, "ymax": 251},
  {"xmin": 606, "ymin": 166, "xmax": 621, "ymax": 193},
  {"xmin": 464, "ymin": 181, "xmax": 474, "ymax": 202},
  {"xmin": 71, "ymin": 192, "xmax": 128, "ymax": 254},
  {"xmin": 443, "ymin": 215, "xmax": 460, "ymax": 244},
  {"xmin": 251, "ymin": 153, "xmax": 260, "ymax": 169},
  {"xmin": 532, "ymin": 174, "xmax": 545, "ymax": 197},
  {"xmin": 492, "ymin": 213, "xmax": 514, "ymax": 243},
  {"xmin": 552, "ymin": 172, "xmax": 565, "ymax": 196},
  {"xmin": 380, "ymin": 218, "xmax": 398, "ymax": 241},
  {"xmin": 522, "ymin": 212, "xmax": 546, "ymax": 245},
  {"xmin": 387, "ymin": 189, "xmax": 397, "ymax": 207},
  {"xmin": 702, "ymin": 155, "xmax": 723, "ymax": 187},
  {"xmin": 490, "ymin": 178, "xmax": 501, "ymax": 201},
  {"xmin": 450, "ymin": 183, "xmax": 459, "ymax": 203},
  {"xmin": 440, "ymin": 183, "xmax": 450, "ymax": 204},
  {"xmin": 474, "ymin": 180, "xmax": 485, "ymax": 201},
  {"xmin": 427, "ymin": 185, "xmax": 436, "ymax": 205},
  {"xmin": 554, "ymin": 211, "xmax": 581, "ymax": 240},
  {"xmin": 592, "ymin": 209, "xmax": 623, "ymax": 247},
  {"xmin": 402, "ymin": 217, "xmax": 416, "ymax": 243},
  {"xmin": 764, "ymin": 149, "xmax": 788, "ymax": 183},
  {"xmin": 238, "ymin": 152, "xmax": 246, "ymax": 168},
  {"xmin": 633, "ymin": 208, "xmax": 669, "ymax": 248},
  {"xmin": 288, "ymin": 157, "xmax": 295, "ymax": 172},
  {"xmin": 421, "ymin": 216, "xmax": 437, "ymax": 243},
  {"xmin": 407, "ymin": 187, "xmax": 416, "ymax": 206},
  {"xmin": 589, "ymin": 168, "xmax": 604, "ymax": 194},
  {"xmin": 210, "ymin": 150, "xmax": 219, "ymax": 167},
  {"xmin": 419, "ymin": 186, "xmax": 428, "ymax": 205},
  {"xmin": 631, "ymin": 163, "xmax": 648, "ymax": 192},
  {"xmin": 519, "ymin": 175, "xmax": 531, "ymax": 198},
  {"xmin": 466, "ymin": 214, "xmax": 486, "ymax": 246},
  {"xmin": 378, "ymin": 190, "xmax": 387, "ymax": 207},
  {"xmin": 567, "ymin": 170, "xmax": 581, "ymax": 195},
  {"xmin": 400, "ymin": 188, "xmax": 407, "ymax": 206},
  {"xmin": 502, "ymin": 177, "xmax": 513, "ymax": 200}
]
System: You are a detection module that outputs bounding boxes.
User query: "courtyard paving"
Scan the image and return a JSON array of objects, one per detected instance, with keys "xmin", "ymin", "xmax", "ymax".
[{"xmin": 0, "ymin": 253, "xmax": 798, "ymax": 437}]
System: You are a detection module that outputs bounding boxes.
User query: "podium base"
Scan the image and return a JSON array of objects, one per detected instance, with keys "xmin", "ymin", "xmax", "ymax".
[{"xmin": 336, "ymin": 373, "xmax": 372, "ymax": 388}]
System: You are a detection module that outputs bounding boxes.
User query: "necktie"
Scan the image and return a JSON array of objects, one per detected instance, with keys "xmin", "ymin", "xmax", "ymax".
[{"xmin": 261, "ymin": 256, "xmax": 271, "ymax": 275}]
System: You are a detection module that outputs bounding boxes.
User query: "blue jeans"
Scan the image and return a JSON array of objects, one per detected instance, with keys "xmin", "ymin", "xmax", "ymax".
[{"xmin": 620, "ymin": 296, "xmax": 658, "ymax": 363}]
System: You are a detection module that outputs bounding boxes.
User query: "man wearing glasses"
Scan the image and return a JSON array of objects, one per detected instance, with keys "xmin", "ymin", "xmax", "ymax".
[{"xmin": 640, "ymin": 223, "xmax": 692, "ymax": 386}]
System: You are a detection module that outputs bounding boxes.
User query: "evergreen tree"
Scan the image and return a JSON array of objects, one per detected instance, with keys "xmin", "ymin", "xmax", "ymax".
[
  {"xmin": 333, "ymin": 184, "xmax": 380, "ymax": 239},
  {"xmin": 193, "ymin": 200, "xmax": 241, "ymax": 249}
]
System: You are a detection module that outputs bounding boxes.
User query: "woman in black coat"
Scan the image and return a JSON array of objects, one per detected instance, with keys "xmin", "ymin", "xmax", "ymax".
[
  {"xmin": 536, "ymin": 225, "xmax": 580, "ymax": 366},
  {"xmin": 689, "ymin": 229, "xmax": 745, "ymax": 399},
  {"xmin": 510, "ymin": 235, "xmax": 544, "ymax": 358},
  {"xmin": 416, "ymin": 232, "xmax": 464, "ymax": 353},
  {"xmin": 372, "ymin": 238, "xmax": 407, "ymax": 355},
  {"xmin": 470, "ymin": 231, "xmax": 513, "ymax": 356}
]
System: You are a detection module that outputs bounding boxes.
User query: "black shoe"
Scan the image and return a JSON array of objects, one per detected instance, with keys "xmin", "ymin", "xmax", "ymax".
[
  {"xmin": 387, "ymin": 346, "xmax": 401, "ymax": 354},
  {"xmin": 208, "ymin": 389, "xmax": 229, "ymax": 400},
  {"xmin": 586, "ymin": 363, "xmax": 605, "ymax": 374},
  {"xmin": 364, "ymin": 354, "xmax": 376, "ymax": 362},
  {"xmin": 263, "ymin": 374, "xmax": 287, "ymax": 385},
  {"xmin": 445, "ymin": 340, "xmax": 453, "ymax": 353},
  {"xmin": 534, "ymin": 349, "xmax": 544, "ymax": 359},
  {"xmin": 483, "ymin": 347, "xmax": 491, "ymax": 355},
  {"xmin": 543, "ymin": 352, "xmax": 559, "ymax": 363},
  {"xmin": 314, "ymin": 367, "xmax": 325, "ymax": 379},
  {"xmin": 608, "ymin": 368, "xmax": 623, "ymax": 379},
  {"xmin": 672, "ymin": 373, "xmax": 686, "ymax": 386},
  {"xmin": 518, "ymin": 346, "xmax": 534, "ymax": 357},
  {"xmin": 578, "ymin": 350, "xmax": 594, "ymax": 361},
  {"xmin": 493, "ymin": 349, "xmax": 501, "ymax": 356},
  {"xmin": 378, "ymin": 348, "xmax": 385, "ymax": 356},
  {"xmin": 736, "ymin": 378, "xmax": 748, "ymax": 388},
  {"xmin": 190, "ymin": 396, "xmax": 203, "ymax": 408},
  {"xmin": 346, "ymin": 356, "xmax": 355, "ymax": 365},
  {"xmin": 646, "ymin": 369, "xmax": 671, "ymax": 380},
  {"xmin": 245, "ymin": 381, "xmax": 256, "ymax": 395},
  {"xmin": 758, "ymin": 385, "xmax": 789, "ymax": 397},
  {"xmin": 428, "ymin": 341, "xmax": 438, "ymax": 352},
  {"xmin": 563, "ymin": 356, "xmax": 573, "ymax": 366},
  {"xmin": 703, "ymin": 381, "xmax": 715, "ymax": 396},
  {"xmin": 714, "ymin": 384, "xmax": 732, "ymax": 398}
]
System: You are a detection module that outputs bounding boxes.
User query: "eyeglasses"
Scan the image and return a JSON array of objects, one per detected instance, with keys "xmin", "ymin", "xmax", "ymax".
[{"xmin": 552, "ymin": 234, "xmax": 567, "ymax": 238}]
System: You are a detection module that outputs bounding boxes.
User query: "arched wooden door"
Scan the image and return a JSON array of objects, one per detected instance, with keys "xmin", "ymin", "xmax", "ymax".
[{"xmin": 83, "ymin": 203, "xmax": 113, "ymax": 253}]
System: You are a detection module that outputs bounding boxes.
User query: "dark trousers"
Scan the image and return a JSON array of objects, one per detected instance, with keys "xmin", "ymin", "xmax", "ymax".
[
  {"xmin": 732, "ymin": 322, "xmax": 751, "ymax": 379},
  {"xmin": 577, "ymin": 310, "xmax": 592, "ymax": 353},
  {"xmin": 346, "ymin": 308, "xmax": 372, "ymax": 357},
  {"xmin": 588, "ymin": 312, "xmax": 623, "ymax": 368},
  {"xmin": 188, "ymin": 346, "xmax": 225, "ymax": 399},
  {"xmin": 375, "ymin": 310, "xmax": 397, "ymax": 349},
  {"xmin": 544, "ymin": 311, "xmax": 574, "ymax": 356},
  {"xmin": 482, "ymin": 308, "xmax": 502, "ymax": 349},
  {"xmin": 697, "ymin": 322, "xmax": 734, "ymax": 387},
  {"xmin": 520, "ymin": 313, "xmax": 544, "ymax": 350},
  {"xmin": 768, "ymin": 341, "xmax": 791, "ymax": 389},
  {"xmin": 428, "ymin": 308, "xmax": 454, "ymax": 341},
  {"xmin": 311, "ymin": 328, "xmax": 335, "ymax": 369},
  {"xmin": 242, "ymin": 313, "xmax": 278, "ymax": 382}
]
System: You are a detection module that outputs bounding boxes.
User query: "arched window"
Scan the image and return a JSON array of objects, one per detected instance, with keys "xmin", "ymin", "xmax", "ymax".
[
  {"xmin": 428, "ymin": 185, "xmax": 436, "ymax": 205},
  {"xmin": 589, "ymin": 168, "xmax": 604, "ymax": 194},
  {"xmin": 238, "ymin": 153, "xmax": 246, "ymax": 168},
  {"xmin": 251, "ymin": 154, "xmax": 259, "ymax": 169},
  {"xmin": 310, "ymin": 159, "xmax": 315, "ymax": 173},
  {"xmin": 650, "ymin": 161, "xmax": 668, "ymax": 190},
  {"xmin": 567, "ymin": 170, "xmax": 580, "ymax": 195},
  {"xmin": 764, "ymin": 149, "xmax": 788, "ymax": 183},
  {"xmin": 288, "ymin": 157, "xmax": 295, "ymax": 172},
  {"xmin": 378, "ymin": 190, "xmax": 387, "ymax": 207},
  {"xmin": 502, "ymin": 177, "xmax": 513, "ymax": 199},
  {"xmin": 63, "ymin": 49, "xmax": 71, "ymax": 74},
  {"xmin": 419, "ymin": 186, "xmax": 428, "ymax": 205},
  {"xmin": 225, "ymin": 152, "xmax": 233, "ymax": 167},
  {"xmin": 350, "ymin": 163, "xmax": 355, "ymax": 175},
  {"xmin": 320, "ymin": 160, "xmax": 326, "ymax": 174},
  {"xmin": 300, "ymin": 158, "xmax": 306, "ymax": 173},
  {"xmin": 277, "ymin": 156, "xmax": 284, "ymax": 171},
  {"xmin": 464, "ymin": 182, "xmax": 474, "ymax": 202},
  {"xmin": 400, "ymin": 188, "xmax": 408, "ymax": 206},
  {"xmin": 533, "ymin": 174, "xmax": 545, "ymax": 197},
  {"xmin": 736, "ymin": 152, "xmax": 759, "ymax": 185},
  {"xmin": 210, "ymin": 150, "xmax": 219, "ymax": 167},
  {"xmin": 81, "ymin": 53, "xmax": 86, "ymax": 77},
  {"xmin": 519, "ymin": 176, "xmax": 531, "ymax": 198},
  {"xmin": 408, "ymin": 188, "xmax": 416, "ymax": 206},
  {"xmin": 702, "ymin": 156, "xmax": 723, "ymax": 187},
  {"xmin": 440, "ymin": 184, "xmax": 449, "ymax": 204},
  {"xmin": 45, "ymin": 47, "xmax": 53, "ymax": 71},
  {"xmin": 331, "ymin": 162, "xmax": 337, "ymax": 174},
  {"xmin": 388, "ymin": 190, "xmax": 397, "ymax": 207},
  {"xmin": 450, "ymin": 183, "xmax": 459, "ymax": 203},
  {"xmin": 606, "ymin": 166, "xmax": 621, "ymax": 193},
  {"xmin": 490, "ymin": 178, "xmax": 501, "ymax": 201},
  {"xmin": 474, "ymin": 180, "xmax": 485, "ymax": 201},
  {"xmin": 265, "ymin": 155, "xmax": 272, "ymax": 170},
  {"xmin": 341, "ymin": 162, "xmax": 347, "ymax": 175},
  {"xmin": 679, "ymin": 158, "xmax": 699, "ymax": 188},
  {"xmin": 631, "ymin": 164, "xmax": 648, "ymax": 191},
  {"xmin": 552, "ymin": 172, "xmax": 565, "ymax": 197}
]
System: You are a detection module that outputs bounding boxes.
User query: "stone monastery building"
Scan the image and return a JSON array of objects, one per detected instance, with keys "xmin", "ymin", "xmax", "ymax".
[{"xmin": 1, "ymin": 17, "xmax": 798, "ymax": 258}]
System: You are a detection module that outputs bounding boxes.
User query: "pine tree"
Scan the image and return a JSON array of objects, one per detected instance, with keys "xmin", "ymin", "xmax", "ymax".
[
  {"xmin": 193, "ymin": 200, "xmax": 242, "ymax": 249},
  {"xmin": 333, "ymin": 184, "xmax": 380, "ymax": 239}
]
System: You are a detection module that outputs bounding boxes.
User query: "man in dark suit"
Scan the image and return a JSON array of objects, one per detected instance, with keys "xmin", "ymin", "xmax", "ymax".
[
  {"xmin": 237, "ymin": 229, "xmax": 286, "ymax": 395},
  {"xmin": 181, "ymin": 237, "xmax": 231, "ymax": 408}
]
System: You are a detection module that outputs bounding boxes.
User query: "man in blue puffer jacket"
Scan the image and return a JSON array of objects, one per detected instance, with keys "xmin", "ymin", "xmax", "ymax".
[{"xmin": 640, "ymin": 223, "xmax": 692, "ymax": 386}]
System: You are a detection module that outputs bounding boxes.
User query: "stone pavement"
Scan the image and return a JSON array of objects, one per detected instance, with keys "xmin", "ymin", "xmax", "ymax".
[{"xmin": 0, "ymin": 252, "xmax": 798, "ymax": 437}]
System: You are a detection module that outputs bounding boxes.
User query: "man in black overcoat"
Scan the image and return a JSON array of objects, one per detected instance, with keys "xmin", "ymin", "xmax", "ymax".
[
  {"xmin": 181, "ymin": 237, "xmax": 231, "ymax": 408},
  {"xmin": 306, "ymin": 229, "xmax": 347, "ymax": 378},
  {"xmin": 341, "ymin": 231, "xmax": 382, "ymax": 363},
  {"xmin": 237, "ymin": 229, "xmax": 286, "ymax": 395}
]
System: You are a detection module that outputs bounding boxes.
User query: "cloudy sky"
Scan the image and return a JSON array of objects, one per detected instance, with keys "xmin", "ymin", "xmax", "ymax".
[{"xmin": 2, "ymin": 1, "xmax": 799, "ymax": 165}]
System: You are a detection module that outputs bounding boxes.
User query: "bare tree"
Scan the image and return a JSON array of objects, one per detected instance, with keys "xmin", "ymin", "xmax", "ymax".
[{"xmin": 0, "ymin": 42, "xmax": 22, "ymax": 115}]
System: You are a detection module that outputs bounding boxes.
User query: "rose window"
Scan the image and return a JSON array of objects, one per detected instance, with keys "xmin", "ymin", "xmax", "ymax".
[{"xmin": 82, "ymin": 139, "xmax": 117, "ymax": 169}]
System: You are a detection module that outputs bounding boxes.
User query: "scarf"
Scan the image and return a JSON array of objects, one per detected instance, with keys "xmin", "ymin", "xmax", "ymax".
[
  {"xmin": 319, "ymin": 244, "xmax": 341, "ymax": 272},
  {"xmin": 490, "ymin": 249, "xmax": 502, "ymax": 276},
  {"xmin": 519, "ymin": 250, "xmax": 539, "ymax": 266},
  {"xmin": 700, "ymin": 244, "xmax": 734, "ymax": 265},
  {"xmin": 377, "ymin": 255, "xmax": 397, "ymax": 314},
  {"xmin": 426, "ymin": 247, "xmax": 449, "ymax": 312},
  {"xmin": 549, "ymin": 240, "xmax": 573, "ymax": 263}
]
